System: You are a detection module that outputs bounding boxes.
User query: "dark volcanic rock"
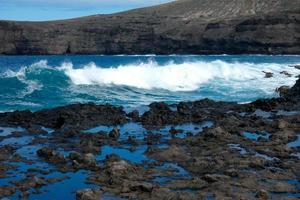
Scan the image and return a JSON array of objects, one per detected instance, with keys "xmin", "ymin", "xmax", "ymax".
[
  {"xmin": 1, "ymin": 79, "xmax": 300, "ymax": 199},
  {"xmin": 0, "ymin": 103, "xmax": 127, "ymax": 129},
  {"xmin": 275, "ymin": 86, "xmax": 291, "ymax": 97},
  {"xmin": 109, "ymin": 128, "xmax": 120, "ymax": 139},
  {"xmin": 262, "ymin": 71, "xmax": 274, "ymax": 78},
  {"xmin": 37, "ymin": 147, "xmax": 67, "ymax": 164},
  {"xmin": 288, "ymin": 77, "xmax": 300, "ymax": 98},
  {"xmin": 76, "ymin": 189, "xmax": 102, "ymax": 200},
  {"xmin": 0, "ymin": 0, "xmax": 299, "ymax": 55}
]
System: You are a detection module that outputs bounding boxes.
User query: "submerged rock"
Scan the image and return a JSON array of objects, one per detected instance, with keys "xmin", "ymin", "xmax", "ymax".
[{"xmin": 109, "ymin": 128, "xmax": 120, "ymax": 139}]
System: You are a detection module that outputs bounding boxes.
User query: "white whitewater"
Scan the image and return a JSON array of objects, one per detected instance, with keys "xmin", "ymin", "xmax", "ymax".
[{"xmin": 60, "ymin": 60, "xmax": 300, "ymax": 92}]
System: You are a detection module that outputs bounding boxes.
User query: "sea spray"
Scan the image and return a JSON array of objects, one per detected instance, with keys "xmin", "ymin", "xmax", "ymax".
[{"xmin": 59, "ymin": 59, "xmax": 298, "ymax": 92}]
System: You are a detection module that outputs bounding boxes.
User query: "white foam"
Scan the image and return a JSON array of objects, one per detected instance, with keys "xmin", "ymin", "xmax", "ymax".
[
  {"xmin": 59, "ymin": 60, "xmax": 300, "ymax": 92},
  {"xmin": 0, "ymin": 60, "xmax": 48, "ymax": 97}
]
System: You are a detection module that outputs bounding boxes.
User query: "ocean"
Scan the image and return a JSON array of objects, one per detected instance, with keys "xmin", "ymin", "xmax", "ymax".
[{"xmin": 0, "ymin": 55, "xmax": 300, "ymax": 112}]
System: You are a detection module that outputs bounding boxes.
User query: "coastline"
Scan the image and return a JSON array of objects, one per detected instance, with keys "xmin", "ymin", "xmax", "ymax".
[
  {"xmin": 1, "ymin": 0, "xmax": 299, "ymax": 55},
  {"xmin": 0, "ymin": 0, "xmax": 300, "ymax": 198},
  {"xmin": 0, "ymin": 77, "xmax": 299, "ymax": 199}
]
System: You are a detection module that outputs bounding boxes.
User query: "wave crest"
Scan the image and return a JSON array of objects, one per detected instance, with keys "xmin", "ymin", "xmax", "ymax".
[
  {"xmin": 59, "ymin": 60, "xmax": 298, "ymax": 92},
  {"xmin": 0, "ymin": 60, "xmax": 49, "ymax": 97}
]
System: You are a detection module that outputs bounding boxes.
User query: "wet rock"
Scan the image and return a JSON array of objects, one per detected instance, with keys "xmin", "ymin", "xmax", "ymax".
[
  {"xmin": 272, "ymin": 182, "xmax": 296, "ymax": 193},
  {"xmin": 69, "ymin": 152, "xmax": 83, "ymax": 161},
  {"xmin": 250, "ymin": 99, "xmax": 279, "ymax": 111},
  {"xmin": 150, "ymin": 145, "xmax": 190, "ymax": 162},
  {"xmin": 109, "ymin": 128, "xmax": 120, "ymax": 139},
  {"xmin": 292, "ymin": 65, "xmax": 300, "ymax": 70},
  {"xmin": 104, "ymin": 155, "xmax": 136, "ymax": 177},
  {"xmin": 202, "ymin": 126, "xmax": 230, "ymax": 139},
  {"xmin": 76, "ymin": 189, "xmax": 102, "ymax": 200},
  {"xmin": 255, "ymin": 189, "xmax": 268, "ymax": 200},
  {"xmin": 83, "ymin": 153, "xmax": 97, "ymax": 166},
  {"xmin": 224, "ymin": 169, "xmax": 239, "ymax": 177},
  {"xmin": 288, "ymin": 77, "xmax": 300, "ymax": 99},
  {"xmin": 61, "ymin": 128, "xmax": 80, "ymax": 138},
  {"xmin": 0, "ymin": 145, "xmax": 15, "ymax": 160},
  {"xmin": 72, "ymin": 160, "xmax": 81, "ymax": 169},
  {"xmin": 177, "ymin": 102, "xmax": 191, "ymax": 115},
  {"xmin": 26, "ymin": 124, "xmax": 48, "ymax": 134},
  {"xmin": 32, "ymin": 176, "xmax": 48, "ymax": 187},
  {"xmin": 202, "ymin": 174, "xmax": 230, "ymax": 183},
  {"xmin": 128, "ymin": 135, "xmax": 137, "ymax": 145},
  {"xmin": 79, "ymin": 139, "xmax": 100, "ymax": 154},
  {"xmin": 0, "ymin": 187, "xmax": 16, "ymax": 197},
  {"xmin": 13, "ymin": 176, "xmax": 47, "ymax": 189},
  {"xmin": 127, "ymin": 110, "xmax": 140, "ymax": 121},
  {"xmin": 47, "ymin": 176, "xmax": 69, "ymax": 184},
  {"xmin": 0, "ymin": 103, "xmax": 127, "ymax": 129},
  {"xmin": 169, "ymin": 126, "xmax": 183, "ymax": 135},
  {"xmin": 275, "ymin": 86, "xmax": 290, "ymax": 97},
  {"xmin": 125, "ymin": 181, "xmax": 154, "ymax": 193},
  {"xmin": 149, "ymin": 187, "xmax": 198, "ymax": 200},
  {"xmin": 19, "ymin": 191, "xmax": 30, "ymax": 199},
  {"xmin": 280, "ymin": 71, "xmax": 292, "ymax": 77},
  {"xmin": 37, "ymin": 147, "xmax": 67, "ymax": 164},
  {"xmin": 167, "ymin": 177, "xmax": 207, "ymax": 190},
  {"xmin": 37, "ymin": 147, "xmax": 56, "ymax": 158},
  {"xmin": 141, "ymin": 102, "xmax": 182, "ymax": 126},
  {"xmin": 145, "ymin": 133, "xmax": 162, "ymax": 145},
  {"xmin": 69, "ymin": 152, "xmax": 97, "ymax": 167},
  {"xmin": 277, "ymin": 119, "xmax": 290, "ymax": 129},
  {"xmin": 262, "ymin": 71, "xmax": 273, "ymax": 78}
]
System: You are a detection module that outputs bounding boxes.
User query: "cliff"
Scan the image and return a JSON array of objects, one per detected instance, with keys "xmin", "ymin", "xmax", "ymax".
[{"xmin": 0, "ymin": 0, "xmax": 299, "ymax": 55}]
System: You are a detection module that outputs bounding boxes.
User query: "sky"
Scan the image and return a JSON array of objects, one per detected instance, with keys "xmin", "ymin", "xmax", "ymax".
[{"xmin": 0, "ymin": 0, "xmax": 174, "ymax": 21}]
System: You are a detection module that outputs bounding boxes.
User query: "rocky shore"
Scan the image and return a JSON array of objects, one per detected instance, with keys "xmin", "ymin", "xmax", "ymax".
[{"xmin": 0, "ymin": 79, "xmax": 300, "ymax": 199}]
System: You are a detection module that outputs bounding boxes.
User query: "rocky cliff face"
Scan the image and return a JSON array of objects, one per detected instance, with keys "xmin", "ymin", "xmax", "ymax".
[{"xmin": 0, "ymin": 0, "xmax": 299, "ymax": 55}]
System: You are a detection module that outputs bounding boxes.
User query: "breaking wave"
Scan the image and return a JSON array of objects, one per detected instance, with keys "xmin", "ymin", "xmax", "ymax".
[
  {"xmin": 59, "ymin": 60, "xmax": 299, "ymax": 92},
  {"xmin": 0, "ymin": 56, "xmax": 299, "ymax": 112}
]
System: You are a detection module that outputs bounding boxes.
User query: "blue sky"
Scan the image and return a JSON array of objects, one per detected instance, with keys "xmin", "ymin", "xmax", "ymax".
[{"xmin": 0, "ymin": 0, "xmax": 174, "ymax": 21}]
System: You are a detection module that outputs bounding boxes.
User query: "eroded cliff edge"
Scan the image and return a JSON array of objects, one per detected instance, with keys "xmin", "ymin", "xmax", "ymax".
[{"xmin": 0, "ymin": 0, "xmax": 300, "ymax": 55}]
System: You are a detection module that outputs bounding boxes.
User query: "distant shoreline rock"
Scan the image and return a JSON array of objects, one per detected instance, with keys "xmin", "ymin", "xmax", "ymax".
[{"xmin": 0, "ymin": 0, "xmax": 299, "ymax": 55}]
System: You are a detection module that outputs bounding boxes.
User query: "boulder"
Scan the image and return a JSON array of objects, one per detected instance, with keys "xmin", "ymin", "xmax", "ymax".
[{"xmin": 83, "ymin": 153, "xmax": 97, "ymax": 166}]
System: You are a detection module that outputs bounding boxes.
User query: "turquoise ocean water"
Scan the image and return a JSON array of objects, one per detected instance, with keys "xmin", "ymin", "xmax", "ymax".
[{"xmin": 0, "ymin": 55, "xmax": 300, "ymax": 112}]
